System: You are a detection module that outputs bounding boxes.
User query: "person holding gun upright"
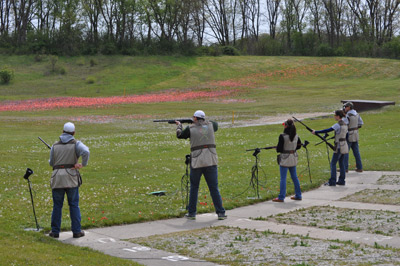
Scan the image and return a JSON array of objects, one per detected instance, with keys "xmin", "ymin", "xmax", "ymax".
[
  {"xmin": 343, "ymin": 102, "xmax": 363, "ymax": 173},
  {"xmin": 48, "ymin": 122, "xmax": 89, "ymax": 238},
  {"xmin": 176, "ymin": 110, "xmax": 226, "ymax": 220},
  {"xmin": 312, "ymin": 110, "xmax": 348, "ymax": 186},
  {"xmin": 273, "ymin": 119, "xmax": 302, "ymax": 202}
]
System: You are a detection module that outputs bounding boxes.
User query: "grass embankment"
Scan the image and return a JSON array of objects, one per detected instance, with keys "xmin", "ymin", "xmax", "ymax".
[{"xmin": 0, "ymin": 55, "xmax": 399, "ymax": 265}]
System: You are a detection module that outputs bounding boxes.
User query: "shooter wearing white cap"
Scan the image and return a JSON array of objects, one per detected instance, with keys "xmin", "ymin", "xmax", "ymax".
[{"xmin": 176, "ymin": 110, "xmax": 226, "ymax": 220}]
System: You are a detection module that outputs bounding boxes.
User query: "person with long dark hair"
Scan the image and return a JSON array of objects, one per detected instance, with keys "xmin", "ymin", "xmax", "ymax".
[{"xmin": 273, "ymin": 119, "xmax": 302, "ymax": 202}]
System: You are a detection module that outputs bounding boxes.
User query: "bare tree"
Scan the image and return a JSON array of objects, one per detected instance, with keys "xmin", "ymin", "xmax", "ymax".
[
  {"xmin": 191, "ymin": 0, "xmax": 206, "ymax": 46},
  {"xmin": 0, "ymin": 0, "xmax": 12, "ymax": 35},
  {"xmin": 11, "ymin": 0, "xmax": 34, "ymax": 44},
  {"xmin": 266, "ymin": 0, "xmax": 281, "ymax": 39},
  {"xmin": 204, "ymin": 0, "xmax": 231, "ymax": 45}
]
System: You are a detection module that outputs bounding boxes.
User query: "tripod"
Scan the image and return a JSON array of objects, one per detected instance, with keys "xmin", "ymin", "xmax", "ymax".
[
  {"xmin": 180, "ymin": 155, "xmax": 191, "ymax": 210},
  {"xmin": 315, "ymin": 133, "xmax": 334, "ymax": 169},
  {"xmin": 23, "ymin": 168, "xmax": 41, "ymax": 231},
  {"xmin": 302, "ymin": 141, "xmax": 312, "ymax": 183},
  {"xmin": 245, "ymin": 146, "xmax": 276, "ymax": 199}
]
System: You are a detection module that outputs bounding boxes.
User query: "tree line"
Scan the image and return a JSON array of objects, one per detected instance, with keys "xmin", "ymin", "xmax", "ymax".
[{"xmin": 1, "ymin": 0, "xmax": 400, "ymax": 58}]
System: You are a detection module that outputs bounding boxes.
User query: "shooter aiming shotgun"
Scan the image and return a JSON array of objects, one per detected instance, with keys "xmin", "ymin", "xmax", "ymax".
[
  {"xmin": 153, "ymin": 119, "xmax": 193, "ymax": 124},
  {"xmin": 292, "ymin": 117, "xmax": 335, "ymax": 151}
]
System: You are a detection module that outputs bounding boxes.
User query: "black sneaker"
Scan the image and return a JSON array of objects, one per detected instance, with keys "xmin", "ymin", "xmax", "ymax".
[
  {"xmin": 336, "ymin": 181, "xmax": 345, "ymax": 186},
  {"xmin": 49, "ymin": 232, "xmax": 59, "ymax": 238},
  {"xmin": 184, "ymin": 213, "xmax": 196, "ymax": 220},
  {"xmin": 217, "ymin": 213, "xmax": 227, "ymax": 220},
  {"xmin": 73, "ymin": 231, "xmax": 85, "ymax": 238},
  {"xmin": 324, "ymin": 182, "xmax": 336, "ymax": 186}
]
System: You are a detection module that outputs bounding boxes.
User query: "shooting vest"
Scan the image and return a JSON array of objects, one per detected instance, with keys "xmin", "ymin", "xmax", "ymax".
[
  {"xmin": 279, "ymin": 134, "xmax": 299, "ymax": 167},
  {"xmin": 50, "ymin": 139, "xmax": 82, "ymax": 189},
  {"xmin": 189, "ymin": 120, "xmax": 218, "ymax": 169},
  {"xmin": 334, "ymin": 120, "xmax": 348, "ymax": 154},
  {"xmin": 347, "ymin": 113, "xmax": 360, "ymax": 142}
]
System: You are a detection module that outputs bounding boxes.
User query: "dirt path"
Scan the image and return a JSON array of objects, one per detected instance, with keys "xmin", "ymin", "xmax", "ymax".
[{"xmin": 220, "ymin": 112, "xmax": 331, "ymax": 128}]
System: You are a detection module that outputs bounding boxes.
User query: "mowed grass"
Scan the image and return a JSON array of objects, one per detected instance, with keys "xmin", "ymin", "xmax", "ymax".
[{"xmin": 0, "ymin": 55, "xmax": 400, "ymax": 265}]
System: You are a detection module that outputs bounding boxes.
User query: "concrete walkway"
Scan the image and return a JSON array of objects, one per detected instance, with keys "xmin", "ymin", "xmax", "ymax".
[{"xmin": 57, "ymin": 171, "xmax": 400, "ymax": 266}]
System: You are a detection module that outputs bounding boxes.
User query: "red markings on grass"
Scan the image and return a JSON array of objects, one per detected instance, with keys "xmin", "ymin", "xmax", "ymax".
[
  {"xmin": 0, "ymin": 90, "xmax": 236, "ymax": 112},
  {"xmin": 211, "ymin": 63, "xmax": 351, "ymax": 88}
]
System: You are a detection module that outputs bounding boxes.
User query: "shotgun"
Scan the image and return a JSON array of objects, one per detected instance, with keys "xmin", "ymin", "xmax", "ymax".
[{"xmin": 292, "ymin": 117, "xmax": 335, "ymax": 151}]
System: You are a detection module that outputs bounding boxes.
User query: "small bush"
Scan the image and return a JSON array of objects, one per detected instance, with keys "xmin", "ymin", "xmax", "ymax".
[
  {"xmin": 86, "ymin": 76, "xmax": 96, "ymax": 84},
  {"xmin": 49, "ymin": 55, "xmax": 58, "ymax": 72},
  {"xmin": 34, "ymin": 54, "xmax": 45, "ymax": 62},
  {"xmin": 382, "ymin": 38, "xmax": 400, "ymax": 59},
  {"xmin": 317, "ymin": 44, "xmax": 335, "ymax": 56},
  {"xmin": 0, "ymin": 66, "xmax": 15, "ymax": 84},
  {"xmin": 222, "ymin": 46, "xmax": 240, "ymax": 56},
  {"xmin": 209, "ymin": 45, "xmax": 222, "ymax": 56},
  {"xmin": 59, "ymin": 67, "xmax": 66, "ymax": 75},
  {"xmin": 90, "ymin": 59, "xmax": 97, "ymax": 67}
]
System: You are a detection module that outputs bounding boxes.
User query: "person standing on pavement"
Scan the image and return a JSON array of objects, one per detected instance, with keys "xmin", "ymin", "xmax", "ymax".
[
  {"xmin": 176, "ymin": 110, "xmax": 226, "ymax": 220},
  {"xmin": 343, "ymin": 102, "xmax": 363, "ymax": 173},
  {"xmin": 48, "ymin": 122, "xmax": 90, "ymax": 238},
  {"xmin": 273, "ymin": 119, "xmax": 302, "ymax": 202},
  {"xmin": 312, "ymin": 110, "xmax": 348, "ymax": 186}
]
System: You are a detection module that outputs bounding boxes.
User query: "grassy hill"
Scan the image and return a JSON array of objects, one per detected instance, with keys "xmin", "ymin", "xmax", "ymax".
[{"xmin": 0, "ymin": 55, "xmax": 399, "ymax": 265}]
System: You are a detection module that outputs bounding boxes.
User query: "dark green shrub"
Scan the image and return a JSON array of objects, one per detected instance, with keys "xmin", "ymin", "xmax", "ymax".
[
  {"xmin": 209, "ymin": 45, "xmax": 222, "ymax": 56},
  {"xmin": 0, "ymin": 66, "xmax": 14, "ymax": 84},
  {"xmin": 335, "ymin": 47, "xmax": 345, "ymax": 56},
  {"xmin": 222, "ymin": 46, "xmax": 240, "ymax": 55},
  {"xmin": 382, "ymin": 38, "xmax": 400, "ymax": 59},
  {"xmin": 90, "ymin": 59, "xmax": 97, "ymax": 67},
  {"xmin": 317, "ymin": 43, "xmax": 335, "ymax": 56}
]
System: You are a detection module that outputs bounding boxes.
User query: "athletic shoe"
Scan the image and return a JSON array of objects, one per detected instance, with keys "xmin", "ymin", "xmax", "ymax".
[
  {"xmin": 73, "ymin": 231, "xmax": 85, "ymax": 238},
  {"xmin": 217, "ymin": 213, "xmax": 227, "ymax": 220},
  {"xmin": 184, "ymin": 213, "xmax": 196, "ymax": 220}
]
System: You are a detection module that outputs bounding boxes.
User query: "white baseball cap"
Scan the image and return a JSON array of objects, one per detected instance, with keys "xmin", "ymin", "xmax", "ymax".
[
  {"xmin": 193, "ymin": 110, "xmax": 205, "ymax": 119},
  {"xmin": 63, "ymin": 122, "xmax": 75, "ymax": 133}
]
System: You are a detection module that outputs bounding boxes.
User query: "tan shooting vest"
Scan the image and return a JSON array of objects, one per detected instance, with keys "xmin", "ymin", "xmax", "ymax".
[
  {"xmin": 189, "ymin": 121, "xmax": 218, "ymax": 169},
  {"xmin": 335, "ymin": 120, "xmax": 348, "ymax": 154},
  {"xmin": 347, "ymin": 113, "xmax": 360, "ymax": 142},
  {"xmin": 279, "ymin": 134, "xmax": 299, "ymax": 167},
  {"xmin": 50, "ymin": 139, "xmax": 82, "ymax": 189}
]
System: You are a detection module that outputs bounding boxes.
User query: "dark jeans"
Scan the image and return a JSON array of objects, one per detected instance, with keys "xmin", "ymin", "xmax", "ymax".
[
  {"xmin": 344, "ymin": 141, "xmax": 363, "ymax": 170},
  {"xmin": 188, "ymin": 165, "xmax": 225, "ymax": 215},
  {"xmin": 51, "ymin": 187, "xmax": 81, "ymax": 234},
  {"xmin": 330, "ymin": 150, "xmax": 346, "ymax": 185},
  {"xmin": 278, "ymin": 166, "xmax": 302, "ymax": 200}
]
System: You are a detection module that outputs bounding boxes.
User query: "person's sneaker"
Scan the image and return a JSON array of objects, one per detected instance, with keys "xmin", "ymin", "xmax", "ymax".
[
  {"xmin": 324, "ymin": 182, "xmax": 336, "ymax": 186},
  {"xmin": 73, "ymin": 231, "xmax": 85, "ymax": 238},
  {"xmin": 49, "ymin": 232, "xmax": 59, "ymax": 238},
  {"xmin": 290, "ymin": 196, "xmax": 302, "ymax": 200},
  {"xmin": 217, "ymin": 213, "xmax": 227, "ymax": 220},
  {"xmin": 336, "ymin": 181, "xmax": 345, "ymax": 186},
  {"xmin": 355, "ymin": 169, "xmax": 363, "ymax": 173},
  {"xmin": 272, "ymin": 198, "xmax": 284, "ymax": 202},
  {"xmin": 184, "ymin": 213, "xmax": 196, "ymax": 220}
]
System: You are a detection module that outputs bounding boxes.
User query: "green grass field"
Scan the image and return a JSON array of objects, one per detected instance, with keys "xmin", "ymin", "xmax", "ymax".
[{"xmin": 1, "ymin": 55, "xmax": 399, "ymax": 265}]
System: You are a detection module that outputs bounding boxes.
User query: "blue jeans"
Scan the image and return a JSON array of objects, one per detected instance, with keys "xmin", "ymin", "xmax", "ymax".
[
  {"xmin": 188, "ymin": 165, "xmax": 225, "ymax": 215},
  {"xmin": 344, "ymin": 141, "xmax": 363, "ymax": 170},
  {"xmin": 278, "ymin": 166, "xmax": 302, "ymax": 200},
  {"xmin": 51, "ymin": 187, "xmax": 81, "ymax": 234},
  {"xmin": 330, "ymin": 150, "xmax": 346, "ymax": 185}
]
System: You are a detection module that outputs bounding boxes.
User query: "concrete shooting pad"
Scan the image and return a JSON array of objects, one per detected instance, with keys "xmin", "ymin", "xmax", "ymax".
[{"xmin": 54, "ymin": 170, "xmax": 400, "ymax": 266}]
